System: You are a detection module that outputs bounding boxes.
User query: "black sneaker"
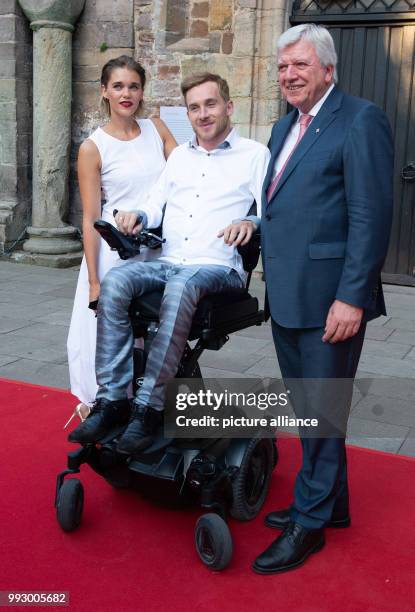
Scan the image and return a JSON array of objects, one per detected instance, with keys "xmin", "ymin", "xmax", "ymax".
[
  {"xmin": 67, "ymin": 398, "xmax": 131, "ymax": 444},
  {"xmin": 117, "ymin": 403, "xmax": 163, "ymax": 455}
]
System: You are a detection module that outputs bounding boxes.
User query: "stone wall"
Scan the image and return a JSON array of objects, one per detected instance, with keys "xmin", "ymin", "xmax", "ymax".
[
  {"xmin": 70, "ymin": 0, "xmax": 135, "ymax": 228},
  {"xmin": 0, "ymin": 0, "xmax": 32, "ymax": 252},
  {"xmin": 135, "ymin": 0, "xmax": 286, "ymax": 143}
]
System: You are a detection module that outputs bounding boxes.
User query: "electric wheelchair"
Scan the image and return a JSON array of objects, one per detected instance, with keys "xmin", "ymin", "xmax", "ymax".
[{"xmin": 55, "ymin": 219, "xmax": 278, "ymax": 571}]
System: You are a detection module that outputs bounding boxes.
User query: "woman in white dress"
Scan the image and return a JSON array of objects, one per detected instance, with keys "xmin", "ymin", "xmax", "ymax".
[{"xmin": 66, "ymin": 56, "xmax": 177, "ymax": 427}]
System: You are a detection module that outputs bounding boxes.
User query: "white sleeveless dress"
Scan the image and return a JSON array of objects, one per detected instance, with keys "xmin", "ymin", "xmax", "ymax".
[{"xmin": 67, "ymin": 118, "xmax": 166, "ymax": 406}]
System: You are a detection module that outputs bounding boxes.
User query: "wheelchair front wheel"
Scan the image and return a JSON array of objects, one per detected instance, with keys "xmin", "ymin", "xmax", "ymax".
[
  {"xmin": 56, "ymin": 478, "xmax": 84, "ymax": 532},
  {"xmin": 195, "ymin": 513, "xmax": 233, "ymax": 570}
]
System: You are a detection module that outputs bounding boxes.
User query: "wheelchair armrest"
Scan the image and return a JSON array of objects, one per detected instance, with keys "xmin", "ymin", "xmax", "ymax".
[
  {"xmin": 94, "ymin": 220, "xmax": 164, "ymax": 260},
  {"xmin": 237, "ymin": 230, "xmax": 261, "ymax": 274}
]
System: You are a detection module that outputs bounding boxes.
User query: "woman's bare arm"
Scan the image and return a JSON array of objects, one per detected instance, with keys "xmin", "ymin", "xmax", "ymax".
[
  {"xmin": 151, "ymin": 117, "xmax": 177, "ymax": 159},
  {"xmin": 77, "ymin": 139, "xmax": 102, "ymax": 304}
]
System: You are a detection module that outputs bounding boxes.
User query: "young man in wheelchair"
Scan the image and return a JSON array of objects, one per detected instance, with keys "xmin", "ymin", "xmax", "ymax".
[{"xmin": 68, "ymin": 72, "xmax": 270, "ymax": 454}]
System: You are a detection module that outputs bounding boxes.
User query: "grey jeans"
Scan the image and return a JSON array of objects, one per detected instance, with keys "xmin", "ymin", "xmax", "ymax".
[{"xmin": 95, "ymin": 261, "xmax": 244, "ymax": 410}]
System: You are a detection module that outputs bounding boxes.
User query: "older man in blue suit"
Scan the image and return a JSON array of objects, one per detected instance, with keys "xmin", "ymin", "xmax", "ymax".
[{"xmin": 253, "ymin": 24, "xmax": 394, "ymax": 574}]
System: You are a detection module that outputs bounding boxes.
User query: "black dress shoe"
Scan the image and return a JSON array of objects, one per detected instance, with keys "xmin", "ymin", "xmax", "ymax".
[
  {"xmin": 68, "ymin": 398, "xmax": 131, "ymax": 444},
  {"xmin": 117, "ymin": 403, "xmax": 163, "ymax": 454},
  {"xmin": 252, "ymin": 522, "xmax": 325, "ymax": 574},
  {"xmin": 264, "ymin": 507, "xmax": 351, "ymax": 530}
]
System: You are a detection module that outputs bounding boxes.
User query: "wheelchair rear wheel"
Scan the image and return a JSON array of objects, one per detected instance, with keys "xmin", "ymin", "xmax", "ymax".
[{"xmin": 230, "ymin": 438, "xmax": 274, "ymax": 521}]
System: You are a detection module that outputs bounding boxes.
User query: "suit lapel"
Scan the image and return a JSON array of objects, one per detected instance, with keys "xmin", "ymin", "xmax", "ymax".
[
  {"xmin": 268, "ymin": 88, "xmax": 344, "ymax": 202},
  {"xmin": 262, "ymin": 111, "xmax": 297, "ymax": 208}
]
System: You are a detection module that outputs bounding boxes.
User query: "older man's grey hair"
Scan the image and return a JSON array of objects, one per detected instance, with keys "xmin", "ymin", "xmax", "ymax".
[{"xmin": 277, "ymin": 24, "xmax": 338, "ymax": 84}]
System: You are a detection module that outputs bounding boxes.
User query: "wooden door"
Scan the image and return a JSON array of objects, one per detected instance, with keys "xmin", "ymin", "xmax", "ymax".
[{"xmin": 291, "ymin": 2, "xmax": 415, "ymax": 285}]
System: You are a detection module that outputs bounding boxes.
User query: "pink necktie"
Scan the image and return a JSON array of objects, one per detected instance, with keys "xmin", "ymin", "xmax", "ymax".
[{"xmin": 266, "ymin": 114, "xmax": 313, "ymax": 203}]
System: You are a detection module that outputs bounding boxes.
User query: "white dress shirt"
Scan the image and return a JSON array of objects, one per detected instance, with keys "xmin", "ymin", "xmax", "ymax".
[
  {"xmin": 271, "ymin": 84, "xmax": 335, "ymax": 180},
  {"xmin": 138, "ymin": 129, "xmax": 270, "ymax": 279}
]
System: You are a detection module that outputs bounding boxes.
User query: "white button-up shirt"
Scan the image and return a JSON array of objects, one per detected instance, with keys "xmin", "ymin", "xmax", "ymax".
[{"xmin": 138, "ymin": 129, "xmax": 270, "ymax": 280}]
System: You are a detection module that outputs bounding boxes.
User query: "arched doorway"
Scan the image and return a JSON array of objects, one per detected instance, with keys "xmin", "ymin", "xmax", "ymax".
[{"xmin": 291, "ymin": 0, "xmax": 415, "ymax": 286}]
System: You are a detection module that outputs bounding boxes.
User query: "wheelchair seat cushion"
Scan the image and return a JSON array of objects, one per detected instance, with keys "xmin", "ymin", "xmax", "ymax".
[
  {"xmin": 129, "ymin": 289, "xmax": 261, "ymax": 338},
  {"xmin": 130, "ymin": 290, "xmax": 246, "ymax": 321}
]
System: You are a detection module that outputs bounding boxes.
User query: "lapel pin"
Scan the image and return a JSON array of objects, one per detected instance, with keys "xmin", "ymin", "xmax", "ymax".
[{"xmin": 315, "ymin": 128, "xmax": 320, "ymax": 133}]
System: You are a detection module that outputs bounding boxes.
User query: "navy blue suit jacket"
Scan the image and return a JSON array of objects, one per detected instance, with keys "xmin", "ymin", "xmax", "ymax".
[{"xmin": 261, "ymin": 87, "xmax": 394, "ymax": 328}]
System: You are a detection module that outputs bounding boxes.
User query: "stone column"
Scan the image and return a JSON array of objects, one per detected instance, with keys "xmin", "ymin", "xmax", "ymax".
[
  {"xmin": 0, "ymin": 1, "xmax": 32, "ymax": 255},
  {"xmin": 250, "ymin": 0, "xmax": 287, "ymax": 144},
  {"xmin": 15, "ymin": 0, "xmax": 85, "ymax": 267}
]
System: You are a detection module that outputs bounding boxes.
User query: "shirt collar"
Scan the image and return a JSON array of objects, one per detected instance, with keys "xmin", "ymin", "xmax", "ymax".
[
  {"xmin": 189, "ymin": 127, "xmax": 237, "ymax": 151},
  {"xmin": 297, "ymin": 83, "xmax": 335, "ymax": 121}
]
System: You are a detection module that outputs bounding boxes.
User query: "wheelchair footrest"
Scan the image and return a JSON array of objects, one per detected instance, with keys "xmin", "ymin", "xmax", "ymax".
[{"xmin": 129, "ymin": 449, "xmax": 184, "ymax": 481}]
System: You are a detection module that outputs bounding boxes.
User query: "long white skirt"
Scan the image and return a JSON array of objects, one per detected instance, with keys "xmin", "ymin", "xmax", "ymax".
[{"xmin": 67, "ymin": 234, "xmax": 158, "ymax": 406}]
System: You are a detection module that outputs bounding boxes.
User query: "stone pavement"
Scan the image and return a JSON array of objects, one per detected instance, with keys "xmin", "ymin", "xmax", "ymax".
[{"xmin": 0, "ymin": 259, "xmax": 414, "ymax": 456}]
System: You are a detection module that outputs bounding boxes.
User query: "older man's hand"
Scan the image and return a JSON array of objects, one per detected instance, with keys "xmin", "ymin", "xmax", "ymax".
[
  {"xmin": 218, "ymin": 220, "xmax": 256, "ymax": 247},
  {"xmin": 322, "ymin": 299, "xmax": 363, "ymax": 343}
]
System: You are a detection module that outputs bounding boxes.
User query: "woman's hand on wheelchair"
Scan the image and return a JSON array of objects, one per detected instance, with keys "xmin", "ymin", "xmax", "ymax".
[
  {"xmin": 88, "ymin": 280, "xmax": 100, "ymax": 304},
  {"xmin": 218, "ymin": 220, "xmax": 256, "ymax": 247},
  {"xmin": 114, "ymin": 211, "xmax": 143, "ymax": 236},
  {"xmin": 88, "ymin": 280, "xmax": 100, "ymax": 313}
]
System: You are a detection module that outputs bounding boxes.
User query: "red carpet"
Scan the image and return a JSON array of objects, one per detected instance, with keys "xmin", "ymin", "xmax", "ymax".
[{"xmin": 1, "ymin": 378, "xmax": 414, "ymax": 612}]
